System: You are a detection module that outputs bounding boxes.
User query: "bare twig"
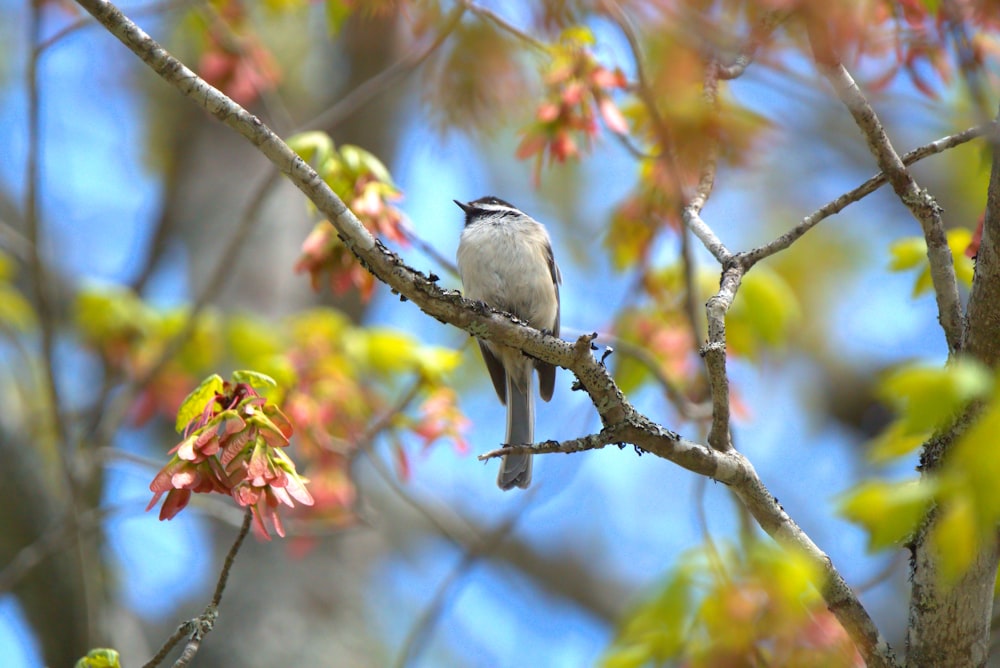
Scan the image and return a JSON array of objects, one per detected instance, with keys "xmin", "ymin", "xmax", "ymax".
[
  {"xmin": 0, "ymin": 219, "xmax": 33, "ymax": 261},
  {"xmin": 349, "ymin": 378, "xmax": 481, "ymax": 546},
  {"xmin": 0, "ymin": 505, "xmax": 110, "ymax": 593},
  {"xmin": 810, "ymin": 27, "xmax": 963, "ymax": 353},
  {"xmin": 298, "ymin": 4, "xmax": 466, "ymax": 132},
  {"xmin": 26, "ymin": 0, "xmax": 64, "ymax": 452},
  {"xmin": 579, "ymin": 332, "xmax": 712, "ymax": 422},
  {"xmin": 714, "ymin": 10, "xmax": 788, "ymax": 80},
  {"xmin": 400, "ymin": 224, "xmax": 459, "ymax": 278},
  {"xmin": 394, "ymin": 504, "xmax": 528, "ymax": 668},
  {"xmin": 143, "ymin": 508, "xmax": 253, "ymax": 668},
  {"xmin": 742, "ymin": 122, "xmax": 995, "ymax": 267},
  {"xmin": 89, "ymin": 170, "xmax": 281, "ymax": 449},
  {"xmin": 462, "ymin": 1, "xmax": 546, "ymax": 51},
  {"xmin": 70, "ymin": 4, "xmax": 897, "ymax": 664}
]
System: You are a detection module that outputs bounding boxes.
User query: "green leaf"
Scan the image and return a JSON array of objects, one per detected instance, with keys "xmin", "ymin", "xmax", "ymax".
[
  {"xmin": 877, "ymin": 358, "xmax": 993, "ymax": 435},
  {"xmin": 340, "ymin": 144, "xmax": 394, "ymax": 184},
  {"xmin": 947, "ymin": 228, "xmax": 975, "ymax": 288},
  {"xmin": 560, "ymin": 25, "xmax": 596, "ymax": 46},
  {"xmin": 727, "ymin": 266, "xmax": 800, "ymax": 357},
  {"xmin": 175, "ymin": 374, "xmax": 224, "ymax": 433},
  {"xmin": 868, "ymin": 420, "xmax": 928, "ymax": 463},
  {"xmin": 888, "ymin": 236, "xmax": 926, "ymax": 271},
  {"xmin": 889, "ymin": 229, "xmax": 975, "ymax": 295},
  {"xmin": 75, "ymin": 648, "xmax": 121, "ymax": 668},
  {"xmin": 325, "ymin": 0, "xmax": 352, "ymax": 35},
  {"xmin": 231, "ymin": 369, "xmax": 277, "ymax": 389},
  {"xmin": 838, "ymin": 478, "xmax": 935, "ymax": 551},
  {"xmin": 0, "ymin": 284, "xmax": 36, "ymax": 331},
  {"xmin": 944, "ymin": 394, "xmax": 1000, "ymax": 525},
  {"xmin": 930, "ymin": 496, "xmax": 978, "ymax": 584},
  {"xmin": 74, "ymin": 283, "xmax": 150, "ymax": 344},
  {"xmin": 602, "ymin": 566, "xmax": 695, "ymax": 666},
  {"xmin": 0, "ymin": 250, "xmax": 13, "ymax": 280},
  {"xmin": 287, "ymin": 131, "xmax": 335, "ymax": 168}
]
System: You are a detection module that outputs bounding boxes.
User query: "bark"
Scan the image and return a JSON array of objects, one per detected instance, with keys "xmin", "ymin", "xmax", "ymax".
[{"xmin": 907, "ymin": 122, "xmax": 1000, "ymax": 667}]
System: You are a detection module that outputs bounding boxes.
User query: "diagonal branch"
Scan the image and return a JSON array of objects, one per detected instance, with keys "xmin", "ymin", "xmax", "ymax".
[
  {"xmin": 70, "ymin": 2, "xmax": 897, "ymax": 665},
  {"xmin": 809, "ymin": 26, "xmax": 964, "ymax": 353},
  {"xmin": 142, "ymin": 508, "xmax": 253, "ymax": 668},
  {"xmin": 742, "ymin": 122, "xmax": 996, "ymax": 268}
]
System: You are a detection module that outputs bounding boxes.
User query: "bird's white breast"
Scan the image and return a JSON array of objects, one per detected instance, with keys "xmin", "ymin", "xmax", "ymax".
[{"xmin": 457, "ymin": 218, "xmax": 558, "ymax": 331}]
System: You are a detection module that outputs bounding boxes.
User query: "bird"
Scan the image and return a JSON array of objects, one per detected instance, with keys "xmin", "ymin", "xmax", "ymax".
[{"xmin": 455, "ymin": 196, "xmax": 561, "ymax": 490}]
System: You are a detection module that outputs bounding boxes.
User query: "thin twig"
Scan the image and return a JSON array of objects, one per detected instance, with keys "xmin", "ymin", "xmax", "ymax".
[
  {"xmin": 36, "ymin": 0, "xmax": 197, "ymax": 53},
  {"xmin": 143, "ymin": 508, "xmax": 253, "ymax": 668},
  {"xmin": 400, "ymin": 224, "xmax": 459, "ymax": 278},
  {"xmin": 810, "ymin": 27, "xmax": 963, "ymax": 353},
  {"xmin": 742, "ymin": 122, "xmax": 995, "ymax": 267},
  {"xmin": 715, "ymin": 10, "xmax": 788, "ymax": 80},
  {"xmin": 297, "ymin": 4, "xmax": 466, "ymax": 133},
  {"xmin": 25, "ymin": 0, "xmax": 65, "ymax": 454},
  {"xmin": 583, "ymin": 331, "xmax": 711, "ymax": 422},
  {"xmin": 0, "ymin": 219, "xmax": 33, "ymax": 261},
  {"xmin": 394, "ymin": 504, "xmax": 529, "ymax": 668},
  {"xmin": 89, "ymin": 170, "xmax": 281, "ymax": 450},
  {"xmin": 0, "ymin": 505, "xmax": 110, "ymax": 593},
  {"xmin": 462, "ymin": 0, "xmax": 547, "ymax": 51}
]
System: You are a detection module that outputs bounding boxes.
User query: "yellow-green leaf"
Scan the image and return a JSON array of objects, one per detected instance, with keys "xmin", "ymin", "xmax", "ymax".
[
  {"xmin": 603, "ymin": 567, "xmax": 695, "ymax": 666},
  {"xmin": 889, "ymin": 229, "xmax": 975, "ymax": 295},
  {"xmin": 287, "ymin": 131, "xmax": 335, "ymax": 168},
  {"xmin": 340, "ymin": 144, "xmax": 394, "ymax": 184},
  {"xmin": 868, "ymin": 420, "xmax": 929, "ymax": 463},
  {"xmin": 727, "ymin": 266, "xmax": 800, "ymax": 357},
  {"xmin": 947, "ymin": 228, "xmax": 975, "ymax": 288},
  {"xmin": 877, "ymin": 358, "xmax": 993, "ymax": 435},
  {"xmin": 415, "ymin": 347, "xmax": 462, "ymax": 383},
  {"xmin": 75, "ymin": 284, "xmax": 150, "ymax": 344},
  {"xmin": 930, "ymin": 496, "xmax": 978, "ymax": 585},
  {"xmin": 75, "ymin": 648, "xmax": 121, "ymax": 668},
  {"xmin": 232, "ymin": 369, "xmax": 277, "ymax": 389},
  {"xmin": 175, "ymin": 374, "xmax": 224, "ymax": 433},
  {"xmin": 560, "ymin": 25, "xmax": 596, "ymax": 46},
  {"xmin": 0, "ymin": 284, "xmax": 36, "ymax": 331},
  {"xmin": 944, "ymin": 394, "xmax": 1000, "ymax": 524},
  {"xmin": 838, "ymin": 478, "xmax": 935, "ymax": 551},
  {"xmin": 888, "ymin": 237, "xmax": 927, "ymax": 271}
]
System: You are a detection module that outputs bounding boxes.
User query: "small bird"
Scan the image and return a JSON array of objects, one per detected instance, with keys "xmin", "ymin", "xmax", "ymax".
[{"xmin": 455, "ymin": 196, "xmax": 561, "ymax": 490}]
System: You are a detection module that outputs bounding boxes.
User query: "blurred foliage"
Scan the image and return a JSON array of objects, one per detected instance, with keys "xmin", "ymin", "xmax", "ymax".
[
  {"xmin": 840, "ymin": 357, "xmax": 1000, "ymax": 582},
  {"xmin": 889, "ymin": 228, "xmax": 976, "ymax": 296},
  {"xmin": 289, "ymin": 131, "xmax": 405, "ymax": 301},
  {"xmin": 0, "ymin": 250, "xmax": 36, "ymax": 332},
  {"xmin": 74, "ymin": 648, "xmax": 121, "ymax": 668},
  {"xmin": 602, "ymin": 541, "xmax": 862, "ymax": 667},
  {"xmin": 73, "ymin": 284, "xmax": 466, "ymax": 532}
]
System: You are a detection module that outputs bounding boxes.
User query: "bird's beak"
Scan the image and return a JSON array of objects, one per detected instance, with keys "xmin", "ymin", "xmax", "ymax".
[{"xmin": 453, "ymin": 200, "xmax": 473, "ymax": 213}]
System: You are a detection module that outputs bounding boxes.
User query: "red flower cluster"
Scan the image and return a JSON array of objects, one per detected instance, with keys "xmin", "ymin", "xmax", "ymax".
[
  {"xmin": 295, "ymin": 221, "xmax": 378, "ymax": 301},
  {"xmin": 147, "ymin": 376, "xmax": 314, "ymax": 539},
  {"xmin": 517, "ymin": 32, "xmax": 629, "ymax": 182},
  {"xmin": 289, "ymin": 135, "xmax": 406, "ymax": 302}
]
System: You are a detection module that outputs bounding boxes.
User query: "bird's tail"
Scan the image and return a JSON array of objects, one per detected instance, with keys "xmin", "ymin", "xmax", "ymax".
[{"xmin": 498, "ymin": 372, "xmax": 533, "ymax": 490}]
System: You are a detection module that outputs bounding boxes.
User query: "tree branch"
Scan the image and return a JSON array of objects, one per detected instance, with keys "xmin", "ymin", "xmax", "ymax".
[
  {"xmin": 142, "ymin": 508, "xmax": 253, "ymax": 668},
  {"xmin": 810, "ymin": 28, "xmax": 964, "ymax": 353},
  {"xmin": 905, "ymin": 105, "xmax": 1000, "ymax": 668},
  {"xmin": 742, "ymin": 122, "xmax": 996, "ymax": 268},
  {"xmin": 70, "ymin": 3, "xmax": 896, "ymax": 664}
]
